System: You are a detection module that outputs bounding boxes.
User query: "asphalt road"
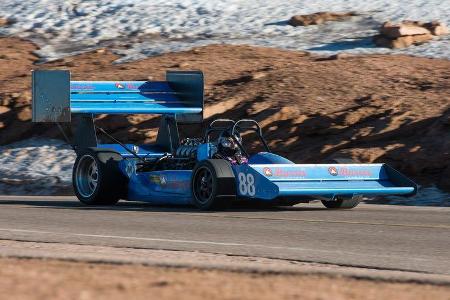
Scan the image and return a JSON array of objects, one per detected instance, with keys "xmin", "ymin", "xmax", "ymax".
[{"xmin": 0, "ymin": 196, "xmax": 448, "ymax": 275}]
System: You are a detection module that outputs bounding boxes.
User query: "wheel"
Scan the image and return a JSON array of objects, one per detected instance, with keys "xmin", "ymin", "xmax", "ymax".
[
  {"xmin": 191, "ymin": 159, "xmax": 236, "ymax": 210},
  {"xmin": 321, "ymin": 157, "xmax": 361, "ymax": 209},
  {"xmin": 73, "ymin": 148, "xmax": 127, "ymax": 205},
  {"xmin": 321, "ymin": 195, "xmax": 362, "ymax": 209}
]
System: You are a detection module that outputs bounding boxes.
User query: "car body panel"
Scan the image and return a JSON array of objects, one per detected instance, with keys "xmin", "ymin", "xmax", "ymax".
[{"xmin": 116, "ymin": 154, "xmax": 417, "ymax": 204}]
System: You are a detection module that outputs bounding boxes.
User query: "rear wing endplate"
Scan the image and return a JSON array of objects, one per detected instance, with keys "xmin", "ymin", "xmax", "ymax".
[{"xmin": 32, "ymin": 69, "xmax": 204, "ymax": 124}]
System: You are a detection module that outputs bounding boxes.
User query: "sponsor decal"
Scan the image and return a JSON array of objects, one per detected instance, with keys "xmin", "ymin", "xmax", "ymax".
[
  {"xmin": 273, "ymin": 168, "xmax": 307, "ymax": 178},
  {"xmin": 126, "ymin": 83, "xmax": 139, "ymax": 89},
  {"xmin": 327, "ymin": 166, "xmax": 372, "ymax": 177},
  {"xmin": 165, "ymin": 181, "xmax": 190, "ymax": 189},
  {"xmin": 328, "ymin": 166, "xmax": 338, "ymax": 176},
  {"xmin": 149, "ymin": 174, "xmax": 161, "ymax": 184},
  {"xmin": 338, "ymin": 167, "xmax": 372, "ymax": 177},
  {"xmin": 115, "ymin": 82, "xmax": 140, "ymax": 89},
  {"xmin": 150, "ymin": 174, "xmax": 189, "ymax": 189},
  {"xmin": 125, "ymin": 162, "xmax": 135, "ymax": 177},
  {"xmin": 263, "ymin": 167, "xmax": 273, "ymax": 177},
  {"xmin": 71, "ymin": 84, "xmax": 94, "ymax": 90}
]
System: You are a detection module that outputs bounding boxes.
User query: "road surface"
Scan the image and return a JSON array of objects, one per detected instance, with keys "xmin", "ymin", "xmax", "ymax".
[{"xmin": 0, "ymin": 196, "xmax": 448, "ymax": 275}]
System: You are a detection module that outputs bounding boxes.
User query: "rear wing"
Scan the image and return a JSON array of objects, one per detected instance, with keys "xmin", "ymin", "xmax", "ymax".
[{"xmin": 31, "ymin": 69, "xmax": 204, "ymax": 123}]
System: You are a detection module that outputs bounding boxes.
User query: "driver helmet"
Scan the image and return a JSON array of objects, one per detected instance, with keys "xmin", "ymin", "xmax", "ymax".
[{"xmin": 218, "ymin": 132, "xmax": 241, "ymax": 156}]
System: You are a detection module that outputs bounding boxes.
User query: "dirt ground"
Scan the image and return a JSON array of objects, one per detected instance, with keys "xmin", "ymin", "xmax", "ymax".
[
  {"xmin": 0, "ymin": 37, "xmax": 449, "ymax": 191},
  {"xmin": 0, "ymin": 257, "xmax": 448, "ymax": 300}
]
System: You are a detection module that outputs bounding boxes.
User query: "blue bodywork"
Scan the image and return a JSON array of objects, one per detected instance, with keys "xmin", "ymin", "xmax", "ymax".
[
  {"xmin": 31, "ymin": 69, "xmax": 418, "ymax": 206},
  {"xmin": 108, "ymin": 146, "xmax": 417, "ymax": 205}
]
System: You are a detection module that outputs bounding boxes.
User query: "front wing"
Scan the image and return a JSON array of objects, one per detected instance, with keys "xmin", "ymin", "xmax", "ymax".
[{"xmin": 231, "ymin": 163, "xmax": 417, "ymax": 201}]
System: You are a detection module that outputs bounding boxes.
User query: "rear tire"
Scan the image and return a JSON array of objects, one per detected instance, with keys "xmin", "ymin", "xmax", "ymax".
[
  {"xmin": 191, "ymin": 159, "xmax": 236, "ymax": 210},
  {"xmin": 73, "ymin": 148, "xmax": 127, "ymax": 205},
  {"xmin": 321, "ymin": 157, "xmax": 362, "ymax": 209}
]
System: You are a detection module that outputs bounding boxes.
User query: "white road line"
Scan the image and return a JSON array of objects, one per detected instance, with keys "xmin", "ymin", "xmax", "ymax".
[{"xmin": 0, "ymin": 228, "xmax": 432, "ymax": 262}]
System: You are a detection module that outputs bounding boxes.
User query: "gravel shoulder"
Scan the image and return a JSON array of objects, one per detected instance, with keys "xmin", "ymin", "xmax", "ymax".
[{"xmin": 1, "ymin": 255, "xmax": 449, "ymax": 300}]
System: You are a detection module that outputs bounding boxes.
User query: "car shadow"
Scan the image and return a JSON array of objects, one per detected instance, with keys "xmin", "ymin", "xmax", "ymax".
[{"xmin": 0, "ymin": 198, "xmax": 330, "ymax": 212}]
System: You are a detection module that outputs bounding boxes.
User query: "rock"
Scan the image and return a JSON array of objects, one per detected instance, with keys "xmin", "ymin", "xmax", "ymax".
[
  {"xmin": 288, "ymin": 12, "xmax": 356, "ymax": 27},
  {"xmin": 171, "ymin": 62, "xmax": 190, "ymax": 68},
  {"xmin": 17, "ymin": 106, "xmax": 31, "ymax": 121},
  {"xmin": 22, "ymin": 91, "xmax": 32, "ymax": 102},
  {"xmin": 381, "ymin": 20, "xmax": 448, "ymax": 38},
  {"xmin": 375, "ymin": 20, "xmax": 446, "ymax": 49},
  {"xmin": 10, "ymin": 93, "xmax": 21, "ymax": 99},
  {"xmin": 96, "ymin": 48, "xmax": 106, "ymax": 54},
  {"xmin": 373, "ymin": 33, "xmax": 433, "ymax": 49},
  {"xmin": 64, "ymin": 61, "xmax": 75, "ymax": 67},
  {"xmin": 315, "ymin": 53, "xmax": 351, "ymax": 61},
  {"xmin": 0, "ymin": 18, "xmax": 11, "ymax": 27},
  {"xmin": 411, "ymin": 33, "xmax": 434, "ymax": 44},
  {"xmin": 251, "ymin": 72, "xmax": 267, "ymax": 80},
  {"xmin": 121, "ymin": 43, "xmax": 133, "ymax": 50},
  {"xmin": 329, "ymin": 53, "xmax": 351, "ymax": 60},
  {"xmin": 423, "ymin": 21, "xmax": 449, "ymax": 36},
  {"xmin": 1, "ymin": 97, "xmax": 10, "ymax": 106},
  {"xmin": 178, "ymin": 62, "xmax": 190, "ymax": 68},
  {"xmin": 380, "ymin": 23, "xmax": 430, "ymax": 38},
  {"xmin": 373, "ymin": 35, "xmax": 407, "ymax": 48},
  {"xmin": 0, "ymin": 106, "xmax": 10, "ymax": 114}
]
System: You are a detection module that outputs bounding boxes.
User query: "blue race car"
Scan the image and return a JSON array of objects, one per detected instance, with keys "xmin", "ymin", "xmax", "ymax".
[{"xmin": 31, "ymin": 70, "xmax": 417, "ymax": 210}]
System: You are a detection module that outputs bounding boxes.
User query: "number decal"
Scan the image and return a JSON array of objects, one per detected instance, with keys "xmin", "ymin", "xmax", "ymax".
[
  {"xmin": 247, "ymin": 173, "xmax": 255, "ymax": 196},
  {"xmin": 238, "ymin": 172, "xmax": 255, "ymax": 196},
  {"xmin": 238, "ymin": 173, "xmax": 247, "ymax": 195}
]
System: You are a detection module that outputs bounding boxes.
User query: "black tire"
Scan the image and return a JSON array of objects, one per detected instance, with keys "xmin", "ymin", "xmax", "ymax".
[
  {"xmin": 321, "ymin": 157, "xmax": 361, "ymax": 209},
  {"xmin": 72, "ymin": 148, "xmax": 127, "ymax": 205},
  {"xmin": 321, "ymin": 195, "xmax": 362, "ymax": 209},
  {"xmin": 191, "ymin": 159, "xmax": 236, "ymax": 210}
]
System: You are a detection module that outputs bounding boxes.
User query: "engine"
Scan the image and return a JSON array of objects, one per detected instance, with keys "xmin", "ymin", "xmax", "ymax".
[
  {"xmin": 137, "ymin": 138, "xmax": 202, "ymax": 172},
  {"xmin": 175, "ymin": 138, "xmax": 202, "ymax": 158},
  {"xmin": 175, "ymin": 138, "xmax": 202, "ymax": 159}
]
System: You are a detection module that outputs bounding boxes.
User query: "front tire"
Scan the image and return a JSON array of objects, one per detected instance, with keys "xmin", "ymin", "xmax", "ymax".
[
  {"xmin": 73, "ymin": 148, "xmax": 126, "ymax": 205},
  {"xmin": 191, "ymin": 160, "xmax": 236, "ymax": 210},
  {"xmin": 322, "ymin": 195, "xmax": 362, "ymax": 209}
]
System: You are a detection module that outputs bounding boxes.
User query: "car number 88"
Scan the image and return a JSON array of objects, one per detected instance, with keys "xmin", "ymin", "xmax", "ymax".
[{"xmin": 238, "ymin": 173, "xmax": 255, "ymax": 196}]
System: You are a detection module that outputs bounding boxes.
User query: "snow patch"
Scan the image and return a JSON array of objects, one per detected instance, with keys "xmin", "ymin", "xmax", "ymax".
[
  {"xmin": 0, "ymin": 0, "xmax": 448, "ymax": 62},
  {"xmin": 0, "ymin": 138, "xmax": 75, "ymax": 195}
]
